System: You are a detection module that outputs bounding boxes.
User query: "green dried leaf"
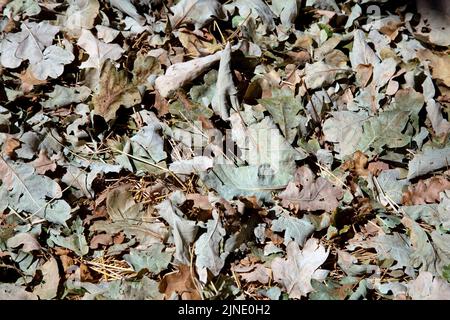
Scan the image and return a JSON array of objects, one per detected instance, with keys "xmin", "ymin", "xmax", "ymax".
[
  {"xmin": 258, "ymin": 88, "xmax": 304, "ymax": 144},
  {"xmin": 124, "ymin": 244, "xmax": 172, "ymax": 274},
  {"xmin": 271, "ymin": 209, "xmax": 315, "ymax": 246},
  {"xmin": 407, "ymin": 147, "xmax": 450, "ymax": 180},
  {"xmin": 357, "ymin": 111, "xmax": 410, "ymax": 155},
  {"xmin": 42, "ymin": 85, "xmax": 91, "ymax": 109},
  {"xmin": 48, "ymin": 217, "xmax": 89, "ymax": 256},
  {"xmin": 201, "ymin": 164, "xmax": 293, "ymax": 202},
  {"xmin": 0, "ymin": 158, "xmax": 71, "ymax": 225}
]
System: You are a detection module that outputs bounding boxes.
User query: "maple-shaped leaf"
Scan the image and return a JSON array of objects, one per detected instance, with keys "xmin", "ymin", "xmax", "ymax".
[
  {"xmin": 30, "ymin": 45, "xmax": 74, "ymax": 80},
  {"xmin": 279, "ymin": 166, "xmax": 343, "ymax": 212},
  {"xmin": 77, "ymin": 29, "xmax": 124, "ymax": 69},
  {"xmin": 92, "ymin": 60, "xmax": 141, "ymax": 121},
  {"xmin": 357, "ymin": 110, "xmax": 411, "ymax": 155},
  {"xmin": 0, "ymin": 21, "xmax": 59, "ymax": 69},
  {"xmin": 271, "ymin": 239, "xmax": 329, "ymax": 299},
  {"xmin": 0, "ymin": 157, "xmax": 71, "ymax": 225},
  {"xmin": 271, "ymin": 208, "xmax": 315, "ymax": 246}
]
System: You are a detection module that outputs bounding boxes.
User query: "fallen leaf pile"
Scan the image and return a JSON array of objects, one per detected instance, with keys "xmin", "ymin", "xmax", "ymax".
[{"xmin": 0, "ymin": 0, "xmax": 449, "ymax": 300}]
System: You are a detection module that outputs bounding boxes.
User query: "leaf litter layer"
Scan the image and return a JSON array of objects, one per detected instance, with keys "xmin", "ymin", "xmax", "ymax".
[{"xmin": 0, "ymin": 0, "xmax": 450, "ymax": 300}]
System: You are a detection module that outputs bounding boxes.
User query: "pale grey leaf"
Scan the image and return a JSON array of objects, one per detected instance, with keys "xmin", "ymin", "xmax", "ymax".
[
  {"xmin": 77, "ymin": 29, "xmax": 124, "ymax": 69},
  {"xmin": 155, "ymin": 192, "xmax": 198, "ymax": 264},
  {"xmin": 211, "ymin": 42, "xmax": 239, "ymax": 120},
  {"xmin": 109, "ymin": 0, "xmax": 145, "ymax": 25},
  {"xmin": 42, "ymin": 85, "xmax": 91, "ymax": 109},
  {"xmin": 0, "ymin": 284, "xmax": 38, "ymax": 300},
  {"xmin": 271, "ymin": 239, "xmax": 329, "ymax": 299},
  {"xmin": 408, "ymin": 271, "xmax": 450, "ymax": 300},
  {"xmin": 170, "ymin": 0, "xmax": 224, "ymax": 29},
  {"xmin": 349, "ymin": 29, "xmax": 380, "ymax": 69},
  {"xmin": 169, "ymin": 156, "xmax": 213, "ymax": 175},
  {"xmin": 48, "ymin": 217, "xmax": 89, "ymax": 256},
  {"xmin": 323, "ymin": 111, "xmax": 369, "ymax": 160},
  {"xmin": 33, "ymin": 257, "xmax": 59, "ymax": 299},
  {"xmin": 195, "ymin": 211, "xmax": 228, "ymax": 282},
  {"xmin": 376, "ymin": 169, "xmax": 409, "ymax": 204},
  {"xmin": 30, "ymin": 45, "xmax": 74, "ymax": 80},
  {"xmin": 201, "ymin": 164, "xmax": 293, "ymax": 202},
  {"xmin": 407, "ymin": 147, "xmax": 450, "ymax": 180}
]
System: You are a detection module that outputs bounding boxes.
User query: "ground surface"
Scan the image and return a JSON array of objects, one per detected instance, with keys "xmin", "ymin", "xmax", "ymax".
[{"xmin": 0, "ymin": 0, "xmax": 450, "ymax": 300}]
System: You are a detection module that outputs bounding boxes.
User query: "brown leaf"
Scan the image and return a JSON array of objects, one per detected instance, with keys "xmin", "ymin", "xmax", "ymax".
[
  {"xmin": 417, "ymin": 50, "xmax": 450, "ymax": 87},
  {"xmin": 89, "ymin": 233, "xmax": 113, "ymax": 249},
  {"xmin": 402, "ymin": 176, "xmax": 450, "ymax": 205},
  {"xmin": 178, "ymin": 29, "xmax": 221, "ymax": 57},
  {"xmin": 80, "ymin": 263, "xmax": 95, "ymax": 282},
  {"xmin": 186, "ymin": 193, "xmax": 213, "ymax": 211},
  {"xmin": 355, "ymin": 64, "xmax": 373, "ymax": 88},
  {"xmin": 379, "ymin": 19, "xmax": 402, "ymax": 40},
  {"xmin": 59, "ymin": 255, "xmax": 74, "ymax": 273},
  {"xmin": 368, "ymin": 161, "xmax": 390, "ymax": 176},
  {"xmin": 265, "ymin": 229, "xmax": 284, "ymax": 245},
  {"xmin": 18, "ymin": 69, "xmax": 47, "ymax": 93},
  {"xmin": 279, "ymin": 166, "xmax": 344, "ymax": 212},
  {"xmin": 2, "ymin": 137, "xmax": 20, "ymax": 158},
  {"xmin": 285, "ymin": 51, "xmax": 310, "ymax": 66},
  {"xmin": 234, "ymin": 264, "xmax": 271, "ymax": 284},
  {"xmin": 131, "ymin": 52, "xmax": 161, "ymax": 87},
  {"xmin": 92, "ymin": 61, "xmax": 141, "ymax": 122},
  {"xmin": 154, "ymin": 91, "xmax": 169, "ymax": 117},
  {"xmin": 30, "ymin": 150, "xmax": 57, "ymax": 174},
  {"xmin": 159, "ymin": 265, "xmax": 201, "ymax": 300},
  {"xmin": 353, "ymin": 151, "xmax": 369, "ymax": 177}
]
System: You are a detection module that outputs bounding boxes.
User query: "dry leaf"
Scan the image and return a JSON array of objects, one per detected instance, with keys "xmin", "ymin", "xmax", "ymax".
[
  {"xmin": 271, "ymin": 239, "xmax": 329, "ymax": 299},
  {"xmin": 159, "ymin": 265, "xmax": 201, "ymax": 300},
  {"xmin": 18, "ymin": 69, "xmax": 47, "ymax": 93},
  {"xmin": 417, "ymin": 50, "xmax": 450, "ymax": 87},
  {"xmin": 279, "ymin": 166, "xmax": 344, "ymax": 212},
  {"xmin": 234, "ymin": 264, "xmax": 271, "ymax": 284},
  {"xmin": 155, "ymin": 50, "xmax": 223, "ymax": 98},
  {"xmin": 2, "ymin": 137, "xmax": 20, "ymax": 158},
  {"xmin": 92, "ymin": 61, "xmax": 141, "ymax": 121},
  {"xmin": 403, "ymin": 176, "xmax": 450, "ymax": 205},
  {"xmin": 90, "ymin": 233, "xmax": 113, "ymax": 249},
  {"xmin": 30, "ymin": 150, "xmax": 57, "ymax": 174}
]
